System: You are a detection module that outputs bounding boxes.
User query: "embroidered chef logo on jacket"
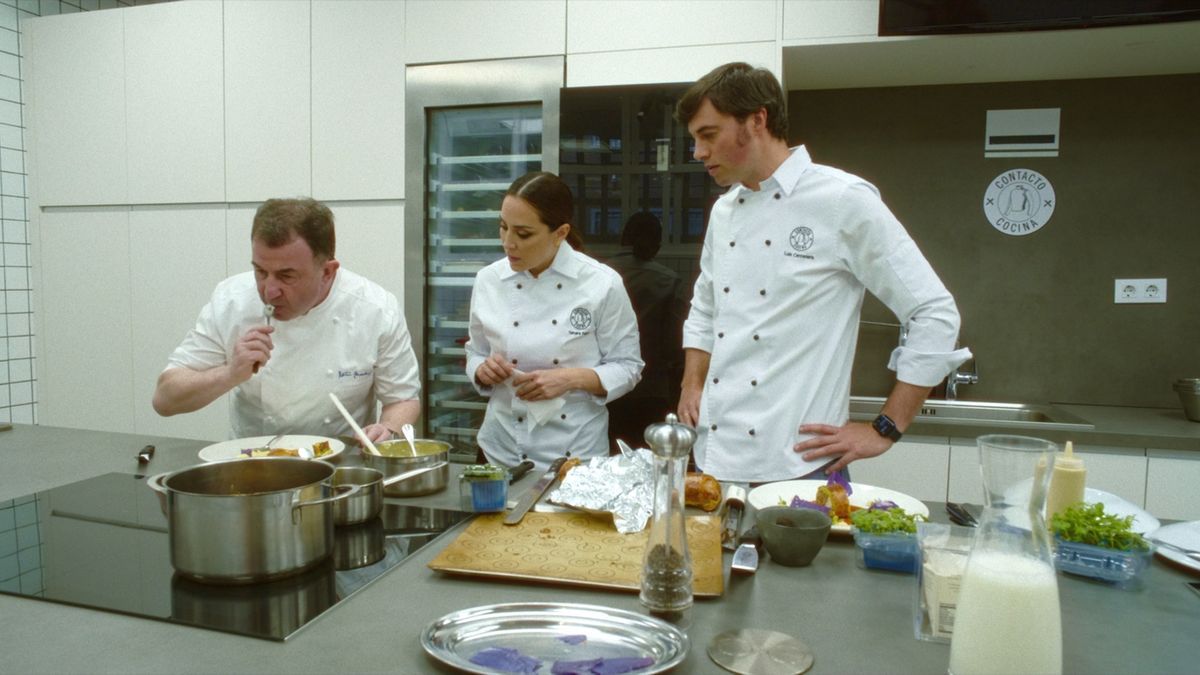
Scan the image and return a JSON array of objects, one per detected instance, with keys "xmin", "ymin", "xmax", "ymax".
[
  {"xmin": 786, "ymin": 226, "xmax": 815, "ymax": 260},
  {"xmin": 568, "ymin": 307, "xmax": 593, "ymax": 334},
  {"xmin": 338, "ymin": 369, "xmax": 372, "ymax": 379}
]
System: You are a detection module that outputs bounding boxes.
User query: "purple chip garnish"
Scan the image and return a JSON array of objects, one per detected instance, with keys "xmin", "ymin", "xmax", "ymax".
[
  {"xmin": 789, "ymin": 496, "xmax": 831, "ymax": 514},
  {"xmin": 470, "ymin": 647, "xmax": 543, "ymax": 673},
  {"xmin": 826, "ymin": 470, "xmax": 852, "ymax": 496},
  {"xmin": 869, "ymin": 499, "xmax": 899, "ymax": 511},
  {"xmin": 593, "ymin": 656, "xmax": 655, "ymax": 674},
  {"xmin": 558, "ymin": 634, "xmax": 587, "ymax": 645}
]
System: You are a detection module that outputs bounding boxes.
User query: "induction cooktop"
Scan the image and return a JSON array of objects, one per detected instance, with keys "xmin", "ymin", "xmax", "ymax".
[{"xmin": 0, "ymin": 472, "xmax": 470, "ymax": 641}]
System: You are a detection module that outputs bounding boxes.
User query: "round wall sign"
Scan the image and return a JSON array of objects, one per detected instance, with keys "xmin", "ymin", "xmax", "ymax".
[{"xmin": 983, "ymin": 168, "xmax": 1055, "ymax": 236}]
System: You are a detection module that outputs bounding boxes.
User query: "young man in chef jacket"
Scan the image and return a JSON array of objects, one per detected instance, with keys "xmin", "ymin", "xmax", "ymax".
[
  {"xmin": 152, "ymin": 198, "xmax": 421, "ymax": 442},
  {"xmin": 674, "ymin": 62, "xmax": 971, "ymax": 483}
]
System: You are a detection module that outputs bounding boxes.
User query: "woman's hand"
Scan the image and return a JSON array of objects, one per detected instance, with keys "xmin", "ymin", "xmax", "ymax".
[
  {"xmin": 474, "ymin": 353, "xmax": 515, "ymax": 387},
  {"xmin": 513, "ymin": 368, "xmax": 581, "ymax": 401}
]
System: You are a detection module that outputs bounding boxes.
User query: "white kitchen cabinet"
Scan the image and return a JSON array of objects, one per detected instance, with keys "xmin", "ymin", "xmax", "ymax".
[
  {"xmin": 312, "ymin": 0, "xmax": 405, "ymax": 201},
  {"xmin": 124, "ymin": 1, "xmax": 224, "ymax": 205},
  {"xmin": 223, "ymin": 0, "xmax": 311, "ymax": 202},
  {"xmin": 1145, "ymin": 449, "xmax": 1200, "ymax": 521},
  {"xmin": 567, "ymin": 41, "xmax": 780, "ymax": 88},
  {"xmin": 225, "ymin": 203, "xmax": 258, "ymax": 278},
  {"xmin": 35, "ymin": 208, "xmax": 133, "ymax": 432},
  {"xmin": 566, "ymin": 0, "xmax": 775, "ymax": 54},
  {"xmin": 404, "ymin": 0, "xmax": 565, "ymax": 65},
  {"xmin": 947, "ymin": 437, "xmax": 985, "ymax": 505},
  {"xmin": 23, "ymin": 11, "xmax": 126, "ymax": 206},
  {"xmin": 1072, "ymin": 444, "xmax": 1148, "ymax": 507},
  {"xmin": 848, "ymin": 434, "xmax": 950, "ymax": 503},
  {"xmin": 129, "ymin": 205, "xmax": 228, "ymax": 441}
]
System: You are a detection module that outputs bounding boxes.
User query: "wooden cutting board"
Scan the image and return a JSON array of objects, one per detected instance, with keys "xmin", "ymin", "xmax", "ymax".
[{"xmin": 428, "ymin": 511, "xmax": 724, "ymax": 597}]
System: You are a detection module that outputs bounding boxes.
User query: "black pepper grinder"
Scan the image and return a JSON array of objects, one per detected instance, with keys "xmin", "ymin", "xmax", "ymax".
[{"xmin": 639, "ymin": 413, "xmax": 696, "ymax": 615}]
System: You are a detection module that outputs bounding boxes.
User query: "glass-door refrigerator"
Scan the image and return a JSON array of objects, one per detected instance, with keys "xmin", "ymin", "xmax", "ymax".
[{"xmin": 404, "ymin": 57, "xmax": 562, "ymax": 462}]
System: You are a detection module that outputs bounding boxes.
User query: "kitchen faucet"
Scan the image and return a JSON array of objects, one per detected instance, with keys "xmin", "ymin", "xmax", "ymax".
[{"xmin": 946, "ymin": 353, "xmax": 979, "ymax": 400}]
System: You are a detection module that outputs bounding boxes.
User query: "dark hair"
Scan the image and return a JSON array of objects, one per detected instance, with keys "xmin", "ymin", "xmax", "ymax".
[
  {"xmin": 506, "ymin": 171, "xmax": 583, "ymax": 251},
  {"xmin": 620, "ymin": 212, "xmax": 662, "ymax": 262},
  {"xmin": 675, "ymin": 62, "xmax": 788, "ymax": 142},
  {"xmin": 251, "ymin": 198, "xmax": 336, "ymax": 261}
]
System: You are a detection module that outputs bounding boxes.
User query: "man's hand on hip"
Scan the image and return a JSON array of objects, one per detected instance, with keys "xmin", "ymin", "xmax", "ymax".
[{"xmin": 793, "ymin": 422, "xmax": 893, "ymax": 474}]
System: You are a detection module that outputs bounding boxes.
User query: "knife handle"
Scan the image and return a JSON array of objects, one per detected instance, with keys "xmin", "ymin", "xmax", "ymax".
[
  {"xmin": 739, "ymin": 525, "xmax": 763, "ymax": 552},
  {"xmin": 509, "ymin": 460, "xmax": 535, "ymax": 484}
]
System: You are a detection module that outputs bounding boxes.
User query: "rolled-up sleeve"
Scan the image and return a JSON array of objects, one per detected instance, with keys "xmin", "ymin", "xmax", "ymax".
[{"xmin": 840, "ymin": 184, "xmax": 971, "ymax": 386}]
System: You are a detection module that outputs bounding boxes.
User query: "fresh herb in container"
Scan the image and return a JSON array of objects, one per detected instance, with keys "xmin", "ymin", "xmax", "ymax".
[
  {"xmin": 1050, "ymin": 502, "xmax": 1152, "ymax": 589},
  {"xmin": 850, "ymin": 501, "xmax": 927, "ymax": 573}
]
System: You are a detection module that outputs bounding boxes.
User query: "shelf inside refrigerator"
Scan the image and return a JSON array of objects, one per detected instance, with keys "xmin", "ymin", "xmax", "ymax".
[
  {"xmin": 431, "ymin": 152, "xmax": 540, "ymax": 165},
  {"xmin": 432, "ymin": 180, "xmax": 511, "ymax": 192}
]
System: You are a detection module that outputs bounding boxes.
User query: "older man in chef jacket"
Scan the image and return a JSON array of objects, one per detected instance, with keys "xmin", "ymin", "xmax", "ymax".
[
  {"xmin": 152, "ymin": 198, "xmax": 420, "ymax": 442},
  {"xmin": 674, "ymin": 62, "xmax": 971, "ymax": 483}
]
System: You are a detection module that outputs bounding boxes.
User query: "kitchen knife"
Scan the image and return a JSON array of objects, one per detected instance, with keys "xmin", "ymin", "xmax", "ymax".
[
  {"xmin": 720, "ymin": 484, "xmax": 748, "ymax": 551},
  {"xmin": 508, "ymin": 459, "xmax": 535, "ymax": 484},
  {"xmin": 504, "ymin": 456, "xmax": 568, "ymax": 526},
  {"xmin": 137, "ymin": 444, "xmax": 155, "ymax": 464}
]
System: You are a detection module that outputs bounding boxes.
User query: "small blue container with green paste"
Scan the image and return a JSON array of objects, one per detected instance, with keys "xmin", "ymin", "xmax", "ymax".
[{"xmin": 459, "ymin": 464, "xmax": 508, "ymax": 512}]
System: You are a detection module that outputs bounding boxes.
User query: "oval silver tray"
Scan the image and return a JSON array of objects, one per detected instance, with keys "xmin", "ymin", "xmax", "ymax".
[{"xmin": 421, "ymin": 602, "xmax": 689, "ymax": 673}]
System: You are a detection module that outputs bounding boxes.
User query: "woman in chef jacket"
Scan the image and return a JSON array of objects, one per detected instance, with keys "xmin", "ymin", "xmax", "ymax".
[{"xmin": 465, "ymin": 172, "xmax": 644, "ymax": 470}]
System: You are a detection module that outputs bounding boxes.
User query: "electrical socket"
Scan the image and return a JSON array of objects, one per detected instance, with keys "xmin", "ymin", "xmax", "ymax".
[{"xmin": 1114, "ymin": 278, "xmax": 1167, "ymax": 304}]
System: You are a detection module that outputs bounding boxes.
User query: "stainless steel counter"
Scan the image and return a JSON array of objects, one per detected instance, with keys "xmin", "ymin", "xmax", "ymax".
[{"xmin": 1, "ymin": 424, "xmax": 1196, "ymax": 674}]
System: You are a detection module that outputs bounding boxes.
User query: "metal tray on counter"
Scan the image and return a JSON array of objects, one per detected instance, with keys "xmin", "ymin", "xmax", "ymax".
[{"xmin": 421, "ymin": 602, "xmax": 689, "ymax": 674}]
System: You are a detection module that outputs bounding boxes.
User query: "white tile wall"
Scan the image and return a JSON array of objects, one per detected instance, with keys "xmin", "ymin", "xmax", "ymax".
[{"xmin": 0, "ymin": 0, "xmax": 130, "ymax": 425}]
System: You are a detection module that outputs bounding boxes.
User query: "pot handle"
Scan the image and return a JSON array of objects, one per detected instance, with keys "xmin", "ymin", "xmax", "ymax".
[
  {"xmin": 291, "ymin": 483, "xmax": 362, "ymax": 522},
  {"xmin": 146, "ymin": 471, "xmax": 171, "ymax": 494}
]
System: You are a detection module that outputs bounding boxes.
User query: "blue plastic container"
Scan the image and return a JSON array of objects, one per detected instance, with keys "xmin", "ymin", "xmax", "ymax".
[
  {"xmin": 1054, "ymin": 537, "xmax": 1152, "ymax": 590},
  {"xmin": 852, "ymin": 530, "xmax": 919, "ymax": 574}
]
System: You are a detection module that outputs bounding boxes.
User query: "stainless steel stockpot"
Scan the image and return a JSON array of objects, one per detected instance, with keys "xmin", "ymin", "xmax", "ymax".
[
  {"xmin": 362, "ymin": 439, "xmax": 450, "ymax": 497},
  {"xmin": 147, "ymin": 458, "xmax": 359, "ymax": 584}
]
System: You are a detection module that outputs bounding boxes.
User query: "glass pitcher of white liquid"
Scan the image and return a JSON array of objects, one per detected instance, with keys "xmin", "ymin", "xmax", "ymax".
[{"xmin": 948, "ymin": 435, "xmax": 1062, "ymax": 675}]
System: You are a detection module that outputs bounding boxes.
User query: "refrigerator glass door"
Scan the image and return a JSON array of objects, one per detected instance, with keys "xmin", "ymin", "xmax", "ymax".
[{"xmin": 424, "ymin": 105, "xmax": 542, "ymax": 457}]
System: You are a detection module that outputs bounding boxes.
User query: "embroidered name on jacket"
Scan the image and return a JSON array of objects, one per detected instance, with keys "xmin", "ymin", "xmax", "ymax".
[
  {"xmin": 338, "ymin": 369, "xmax": 372, "ymax": 379},
  {"xmin": 568, "ymin": 307, "xmax": 593, "ymax": 334},
  {"xmin": 785, "ymin": 226, "xmax": 815, "ymax": 260}
]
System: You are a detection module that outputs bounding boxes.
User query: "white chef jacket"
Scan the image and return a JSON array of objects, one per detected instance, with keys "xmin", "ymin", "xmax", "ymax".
[
  {"xmin": 465, "ymin": 244, "xmax": 644, "ymax": 470},
  {"xmin": 165, "ymin": 269, "xmax": 420, "ymax": 439},
  {"xmin": 683, "ymin": 146, "xmax": 970, "ymax": 482}
]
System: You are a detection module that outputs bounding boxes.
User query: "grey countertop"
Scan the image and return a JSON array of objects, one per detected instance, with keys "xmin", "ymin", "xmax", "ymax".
[
  {"xmin": 1, "ymin": 423, "xmax": 1197, "ymax": 674},
  {"xmin": 874, "ymin": 401, "xmax": 1200, "ymax": 451}
]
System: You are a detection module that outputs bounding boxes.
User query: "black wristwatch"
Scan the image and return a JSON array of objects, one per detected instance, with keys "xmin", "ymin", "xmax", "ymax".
[{"xmin": 872, "ymin": 413, "xmax": 903, "ymax": 442}]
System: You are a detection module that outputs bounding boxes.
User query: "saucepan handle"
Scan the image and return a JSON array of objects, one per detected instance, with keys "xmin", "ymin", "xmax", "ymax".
[
  {"xmin": 291, "ymin": 483, "xmax": 361, "ymax": 522},
  {"xmin": 145, "ymin": 471, "xmax": 171, "ymax": 494}
]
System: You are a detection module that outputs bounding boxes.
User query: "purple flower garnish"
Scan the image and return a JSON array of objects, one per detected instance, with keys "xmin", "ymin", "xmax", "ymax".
[
  {"xmin": 789, "ymin": 496, "xmax": 831, "ymax": 514},
  {"xmin": 868, "ymin": 499, "xmax": 899, "ymax": 511},
  {"xmin": 826, "ymin": 470, "xmax": 852, "ymax": 496},
  {"xmin": 470, "ymin": 647, "xmax": 543, "ymax": 673},
  {"xmin": 558, "ymin": 634, "xmax": 587, "ymax": 646}
]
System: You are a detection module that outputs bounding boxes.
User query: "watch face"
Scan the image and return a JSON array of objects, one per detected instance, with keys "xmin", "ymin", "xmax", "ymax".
[{"xmin": 873, "ymin": 414, "xmax": 900, "ymax": 440}]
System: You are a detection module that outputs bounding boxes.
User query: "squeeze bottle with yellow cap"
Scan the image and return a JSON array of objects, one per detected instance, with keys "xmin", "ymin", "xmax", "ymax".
[{"xmin": 1045, "ymin": 441, "xmax": 1087, "ymax": 523}]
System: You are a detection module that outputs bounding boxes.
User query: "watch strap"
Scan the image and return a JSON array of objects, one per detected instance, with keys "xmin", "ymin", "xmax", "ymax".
[{"xmin": 872, "ymin": 413, "xmax": 903, "ymax": 442}]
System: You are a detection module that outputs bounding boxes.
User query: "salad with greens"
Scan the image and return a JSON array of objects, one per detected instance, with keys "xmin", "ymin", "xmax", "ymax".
[
  {"xmin": 1050, "ymin": 502, "xmax": 1149, "ymax": 552},
  {"xmin": 849, "ymin": 501, "xmax": 926, "ymax": 535}
]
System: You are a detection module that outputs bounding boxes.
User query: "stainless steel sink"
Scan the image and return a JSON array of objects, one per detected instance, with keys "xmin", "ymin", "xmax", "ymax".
[{"xmin": 849, "ymin": 396, "xmax": 1094, "ymax": 431}]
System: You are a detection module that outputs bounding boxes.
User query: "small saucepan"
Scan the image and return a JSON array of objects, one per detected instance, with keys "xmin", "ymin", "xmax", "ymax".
[
  {"xmin": 362, "ymin": 439, "xmax": 451, "ymax": 497},
  {"xmin": 331, "ymin": 462, "xmax": 448, "ymax": 526}
]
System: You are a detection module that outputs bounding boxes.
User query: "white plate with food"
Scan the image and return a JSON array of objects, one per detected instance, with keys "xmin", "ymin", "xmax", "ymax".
[
  {"xmin": 1149, "ymin": 520, "xmax": 1200, "ymax": 574},
  {"xmin": 197, "ymin": 435, "xmax": 345, "ymax": 462},
  {"xmin": 747, "ymin": 480, "xmax": 929, "ymax": 533}
]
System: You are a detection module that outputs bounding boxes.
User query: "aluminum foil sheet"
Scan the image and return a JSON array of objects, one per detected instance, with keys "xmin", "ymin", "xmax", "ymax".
[{"xmin": 547, "ymin": 449, "xmax": 656, "ymax": 533}]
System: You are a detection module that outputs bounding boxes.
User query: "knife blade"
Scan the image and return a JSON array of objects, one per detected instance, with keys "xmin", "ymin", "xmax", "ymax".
[
  {"xmin": 720, "ymin": 484, "xmax": 748, "ymax": 551},
  {"xmin": 508, "ymin": 459, "xmax": 535, "ymax": 484},
  {"xmin": 504, "ymin": 456, "xmax": 568, "ymax": 525},
  {"xmin": 731, "ymin": 525, "xmax": 762, "ymax": 574}
]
